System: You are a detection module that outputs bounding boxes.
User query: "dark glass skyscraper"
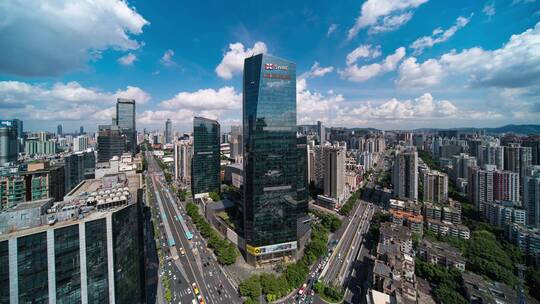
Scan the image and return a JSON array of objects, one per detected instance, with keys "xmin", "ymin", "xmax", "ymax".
[
  {"xmin": 116, "ymin": 98, "xmax": 136, "ymax": 154},
  {"xmin": 242, "ymin": 54, "xmax": 303, "ymax": 265},
  {"xmin": 165, "ymin": 118, "xmax": 172, "ymax": 144},
  {"xmin": 97, "ymin": 125, "xmax": 126, "ymax": 162},
  {"xmin": 0, "ymin": 126, "xmax": 17, "ymax": 165},
  {"xmin": 191, "ymin": 117, "xmax": 220, "ymax": 198}
]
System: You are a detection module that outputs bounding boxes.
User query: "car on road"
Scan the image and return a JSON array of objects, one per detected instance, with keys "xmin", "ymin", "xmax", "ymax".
[
  {"xmin": 298, "ymin": 283, "xmax": 307, "ymax": 295},
  {"xmin": 187, "ymin": 288, "xmax": 192, "ymax": 294},
  {"xmin": 197, "ymin": 294, "xmax": 205, "ymax": 304},
  {"xmin": 179, "ymin": 247, "xmax": 185, "ymax": 256},
  {"xmin": 192, "ymin": 282, "xmax": 200, "ymax": 295}
]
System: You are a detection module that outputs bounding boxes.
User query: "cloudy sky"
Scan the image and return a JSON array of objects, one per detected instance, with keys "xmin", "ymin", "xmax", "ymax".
[{"xmin": 0, "ymin": 0, "xmax": 539, "ymax": 133}]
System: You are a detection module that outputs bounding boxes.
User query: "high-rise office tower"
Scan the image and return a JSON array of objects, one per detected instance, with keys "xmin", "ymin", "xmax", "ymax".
[
  {"xmin": 230, "ymin": 125, "xmax": 243, "ymax": 162},
  {"xmin": 116, "ymin": 98, "xmax": 136, "ymax": 154},
  {"xmin": 468, "ymin": 166, "xmax": 494, "ymax": 211},
  {"xmin": 468, "ymin": 139, "xmax": 483, "ymax": 159},
  {"xmin": 0, "ymin": 173, "xmax": 145, "ymax": 303},
  {"xmin": 392, "ymin": 147, "xmax": 418, "ymax": 201},
  {"xmin": 191, "ymin": 117, "xmax": 220, "ymax": 198},
  {"xmin": 524, "ymin": 167, "xmax": 540, "ymax": 226},
  {"xmin": 505, "ymin": 143, "xmax": 532, "ymax": 181},
  {"xmin": 317, "ymin": 121, "xmax": 326, "ymax": 144},
  {"xmin": 97, "ymin": 125, "xmax": 126, "ymax": 163},
  {"xmin": 523, "ymin": 136, "xmax": 540, "ymax": 166},
  {"xmin": 479, "ymin": 145, "xmax": 504, "ymax": 170},
  {"xmin": 323, "ymin": 146, "xmax": 346, "ymax": 202},
  {"xmin": 1, "ymin": 119, "xmax": 23, "ymax": 154},
  {"xmin": 57, "ymin": 124, "xmax": 62, "ymax": 137},
  {"xmin": 79, "ymin": 125, "xmax": 84, "ymax": 135},
  {"xmin": 493, "ymin": 170, "xmax": 520, "ymax": 204},
  {"xmin": 451, "ymin": 153, "xmax": 477, "ymax": 184},
  {"xmin": 174, "ymin": 140, "xmax": 193, "ymax": 183},
  {"xmin": 422, "ymin": 170, "xmax": 448, "ymax": 204},
  {"xmin": 242, "ymin": 54, "xmax": 302, "ymax": 265},
  {"xmin": 73, "ymin": 135, "xmax": 89, "ymax": 152},
  {"xmin": 296, "ymin": 136, "xmax": 309, "ymax": 215},
  {"xmin": 0, "ymin": 126, "xmax": 18, "ymax": 165},
  {"xmin": 165, "ymin": 118, "xmax": 172, "ymax": 144}
]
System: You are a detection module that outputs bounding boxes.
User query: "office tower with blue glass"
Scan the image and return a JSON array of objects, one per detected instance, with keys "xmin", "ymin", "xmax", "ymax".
[
  {"xmin": 0, "ymin": 125, "xmax": 18, "ymax": 165},
  {"xmin": 0, "ymin": 172, "xmax": 145, "ymax": 303},
  {"xmin": 242, "ymin": 54, "xmax": 307, "ymax": 265},
  {"xmin": 191, "ymin": 117, "xmax": 221, "ymax": 198},
  {"xmin": 165, "ymin": 118, "xmax": 172, "ymax": 144},
  {"xmin": 116, "ymin": 98, "xmax": 137, "ymax": 154}
]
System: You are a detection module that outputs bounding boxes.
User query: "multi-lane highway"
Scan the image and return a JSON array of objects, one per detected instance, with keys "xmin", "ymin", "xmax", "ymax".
[
  {"xmin": 322, "ymin": 202, "xmax": 374, "ymax": 286},
  {"xmin": 146, "ymin": 152, "xmax": 241, "ymax": 304}
]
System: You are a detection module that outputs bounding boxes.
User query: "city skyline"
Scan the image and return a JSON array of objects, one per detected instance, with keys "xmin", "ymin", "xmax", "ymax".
[{"xmin": 0, "ymin": 0, "xmax": 539, "ymax": 132}]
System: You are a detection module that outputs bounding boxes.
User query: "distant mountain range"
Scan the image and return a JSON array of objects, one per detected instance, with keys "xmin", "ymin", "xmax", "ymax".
[
  {"xmin": 299, "ymin": 124, "xmax": 540, "ymax": 136},
  {"xmin": 413, "ymin": 124, "xmax": 540, "ymax": 135}
]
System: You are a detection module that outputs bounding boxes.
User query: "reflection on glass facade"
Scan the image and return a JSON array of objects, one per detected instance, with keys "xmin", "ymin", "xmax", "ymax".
[
  {"xmin": 85, "ymin": 219, "xmax": 109, "ymax": 304},
  {"xmin": 192, "ymin": 117, "xmax": 221, "ymax": 196},
  {"xmin": 55, "ymin": 224, "xmax": 81, "ymax": 303},
  {"xmin": 0, "ymin": 241, "xmax": 8, "ymax": 303},
  {"xmin": 113, "ymin": 203, "xmax": 143, "ymax": 303},
  {"xmin": 116, "ymin": 98, "xmax": 136, "ymax": 154},
  {"xmin": 296, "ymin": 136, "xmax": 309, "ymax": 215},
  {"xmin": 243, "ymin": 54, "xmax": 302, "ymax": 247},
  {"xmin": 18, "ymin": 232, "xmax": 48, "ymax": 303}
]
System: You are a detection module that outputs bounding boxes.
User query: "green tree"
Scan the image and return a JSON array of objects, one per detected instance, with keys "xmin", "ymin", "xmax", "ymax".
[
  {"xmin": 209, "ymin": 191, "xmax": 221, "ymax": 201},
  {"xmin": 527, "ymin": 267, "xmax": 540, "ymax": 301},
  {"xmin": 239, "ymin": 275, "xmax": 261, "ymax": 299}
]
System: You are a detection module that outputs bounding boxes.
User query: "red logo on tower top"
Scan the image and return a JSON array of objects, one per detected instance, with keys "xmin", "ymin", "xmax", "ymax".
[{"xmin": 265, "ymin": 63, "xmax": 288, "ymax": 71}]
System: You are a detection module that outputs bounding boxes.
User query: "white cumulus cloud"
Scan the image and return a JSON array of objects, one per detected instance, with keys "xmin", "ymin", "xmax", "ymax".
[
  {"xmin": 215, "ymin": 41, "xmax": 267, "ymax": 80},
  {"xmin": 483, "ymin": 3, "xmax": 496, "ymax": 17},
  {"xmin": 327, "ymin": 24, "xmax": 339, "ymax": 36},
  {"xmin": 340, "ymin": 47, "xmax": 406, "ymax": 82},
  {"xmin": 397, "ymin": 57, "xmax": 444, "ymax": 88},
  {"xmin": 410, "ymin": 14, "xmax": 473, "ymax": 55},
  {"xmin": 118, "ymin": 53, "xmax": 137, "ymax": 65},
  {"xmin": 160, "ymin": 87, "xmax": 241, "ymax": 110},
  {"xmin": 301, "ymin": 62, "xmax": 334, "ymax": 79},
  {"xmin": 0, "ymin": 81, "xmax": 150, "ymax": 122},
  {"xmin": 346, "ymin": 45, "xmax": 382, "ymax": 66},
  {"xmin": 160, "ymin": 49, "xmax": 176, "ymax": 67},
  {"xmin": 0, "ymin": 0, "xmax": 149, "ymax": 76},
  {"xmin": 347, "ymin": 0, "xmax": 429, "ymax": 39},
  {"xmin": 398, "ymin": 21, "xmax": 540, "ymax": 90}
]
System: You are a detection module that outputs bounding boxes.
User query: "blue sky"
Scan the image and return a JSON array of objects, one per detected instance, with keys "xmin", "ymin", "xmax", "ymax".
[{"xmin": 0, "ymin": 0, "xmax": 539, "ymax": 133}]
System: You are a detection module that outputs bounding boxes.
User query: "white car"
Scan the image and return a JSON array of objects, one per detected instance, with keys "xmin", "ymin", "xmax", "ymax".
[{"xmin": 187, "ymin": 288, "xmax": 192, "ymax": 294}]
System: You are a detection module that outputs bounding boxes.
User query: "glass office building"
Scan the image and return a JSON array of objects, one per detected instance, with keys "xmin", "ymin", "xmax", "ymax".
[
  {"xmin": 191, "ymin": 117, "xmax": 221, "ymax": 197},
  {"xmin": 55, "ymin": 225, "xmax": 81, "ymax": 303},
  {"xmin": 0, "ymin": 240, "xmax": 8, "ymax": 303},
  {"xmin": 85, "ymin": 218, "xmax": 109, "ymax": 304},
  {"xmin": 97, "ymin": 125, "xmax": 126, "ymax": 163},
  {"xmin": 296, "ymin": 136, "xmax": 309, "ymax": 215},
  {"xmin": 17, "ymin": 232, "xmax": 49, "ymax": 303},
  {"xmin": 165, "ymin": 118, "xmax": 172, "ymax": 144},
  {"xmin": 113, "ymin": 202, "xmax": 144, "ymax": 303},
  {"xmin": 1, "ymin": 202, "xmax": 145, "ymax": 303},
  {"xmin": 116, "ymin": 98, "xmax": 137, "ymax": 154},
  {"xmin": 243, "ymin": 54, "xmax": 305, "ymax": 265}
]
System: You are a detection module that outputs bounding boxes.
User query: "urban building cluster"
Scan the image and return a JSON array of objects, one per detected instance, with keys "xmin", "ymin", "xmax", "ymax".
[
  {"xmin": 366, "ymin": 130, "xmax": 540, "ymax": 303},
  {"xmin": 0, "ymin": 98, "xmax": 146, "ymax": 303}
]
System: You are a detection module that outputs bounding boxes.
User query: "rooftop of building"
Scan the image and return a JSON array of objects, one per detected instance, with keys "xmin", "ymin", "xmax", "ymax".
[
  {"xmin": 380, "ymin": 222, "xmax": 412, "ymax": 241},
  {"xmin": 418, "ymin": 239, "xmax": 464, "ymax": 262},
  {"xmin": 462, "ymin": 272, "xmax": 518, "ymax": 304},
  {"xmin": 0, "ymin": 172, "xmax": 141, "ymax": 239}
]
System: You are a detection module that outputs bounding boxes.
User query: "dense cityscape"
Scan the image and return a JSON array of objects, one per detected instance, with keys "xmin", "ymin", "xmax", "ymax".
[{"xmin": 1, "ymin": 1, "xmax": 540, "ymax": 304}]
